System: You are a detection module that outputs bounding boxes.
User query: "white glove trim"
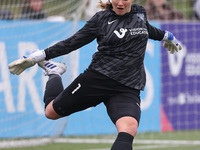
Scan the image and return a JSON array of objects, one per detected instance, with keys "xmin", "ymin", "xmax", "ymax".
[{"xmin": 30, "ymin": 50, "xmax": 46, "ymax": 63}]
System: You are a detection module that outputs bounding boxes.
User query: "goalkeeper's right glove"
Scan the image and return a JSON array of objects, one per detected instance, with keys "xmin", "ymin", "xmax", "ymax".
[
  {"xmin": 8, "ymin": 50, "xmax": 46, "ymax": 75},
  {"xmin": 162, "ymin": 31, "xmax": 182, "ymax": 54}
]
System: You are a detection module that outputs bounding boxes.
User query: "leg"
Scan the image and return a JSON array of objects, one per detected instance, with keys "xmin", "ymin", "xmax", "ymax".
[
  {"xmin": 110, "ymin": 116, "xmax": 138, "ymax": 150},
  {"xmin": 104, "ymin": 89, "xmax": 141, "ymax": 150},
  {"xmin": 45, "ymin": 69, "xmax": 109, "ymax": 120},
  {"xmin": 38, "ymin": 60, "xmax": 66, "ymax": 119},
  {"xmin": 45, "ymin": 100, "xmax": 62, "ymax": 120},
  {"xmin": 115, "ymin": 116, "xmax": 138, "ymax": 137},
  {"xmin": 43, "ymin": 74, "xmax": 63, "ymax": 119}
]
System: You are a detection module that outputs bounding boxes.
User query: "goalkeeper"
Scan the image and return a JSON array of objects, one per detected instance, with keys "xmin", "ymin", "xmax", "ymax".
[{"xmin": 8, "ymin": 0, "xmax": 182, "ymax": 149}]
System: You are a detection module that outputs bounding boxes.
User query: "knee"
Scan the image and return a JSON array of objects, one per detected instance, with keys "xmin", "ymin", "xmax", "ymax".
[
  {"xmin": 45, "ymin": 111, "xmax": 59, "ymax": 120},
  {"xmin": 122, "ymin": 122, "xmax": 138, "ymax": 136},
  {"xmin": 116, "ymin": 116, "xmax": 139, "ymax": 137},
  {"xmin": 45, "ymin": 101, "xmax": 61, "ymax": 120}
]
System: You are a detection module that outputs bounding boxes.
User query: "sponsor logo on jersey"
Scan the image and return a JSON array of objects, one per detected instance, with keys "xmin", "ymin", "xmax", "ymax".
[
  {"xmin": 114, "ymin": 28, "xmax": 128, "ymax": 38},
  {"xmin": 129, "ymin": 28, "xmax": 148, "ymax": 36},
  {"xmin": 114, "ymin": 28, "xmax": 148, "ymax": 38}
]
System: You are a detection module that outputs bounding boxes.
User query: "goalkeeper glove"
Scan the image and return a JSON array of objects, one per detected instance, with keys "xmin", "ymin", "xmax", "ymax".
[
  {"xmin": 162, "ymin": 31, "xmax": 182, "ymax": 54},
  {"xmin": 8, "ymin": 50, "xmax": 46, "ymax": 75}
]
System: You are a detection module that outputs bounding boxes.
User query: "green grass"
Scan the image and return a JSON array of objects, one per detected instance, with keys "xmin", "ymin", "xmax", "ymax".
[
  {"xmin": 136, "ymin": 130, "xmax": 200, "ymax": 140},
  {"xmin": 1, "ymin": 143, "xmax": 200, "ymax": 150},
  {"xmin": 1, "ymin": 130, "xmax": 200, "ymax": 150},
  {"xmin": 0, "ymin": 143, "xmax": 112, "ymax": 150}
]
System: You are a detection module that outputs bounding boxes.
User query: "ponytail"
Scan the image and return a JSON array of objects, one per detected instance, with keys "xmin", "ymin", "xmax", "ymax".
[{"xmin": 98, "ymin": 0, "xmax": 111, "ymax": 10}]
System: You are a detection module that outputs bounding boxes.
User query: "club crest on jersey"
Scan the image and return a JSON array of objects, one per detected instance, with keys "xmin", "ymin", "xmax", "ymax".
[{"xmin": 137, "ymin": 13, "xmax": 144, "ymax": 21}]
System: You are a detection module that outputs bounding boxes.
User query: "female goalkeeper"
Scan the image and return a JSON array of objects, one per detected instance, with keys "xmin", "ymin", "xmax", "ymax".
[{"xmin": 9, "ymin": 0, "xmax": 182, "ymax": 149}]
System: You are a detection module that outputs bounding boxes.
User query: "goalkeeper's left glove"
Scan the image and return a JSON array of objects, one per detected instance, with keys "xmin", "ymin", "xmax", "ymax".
[
  {"xmin": 8, "ymin": 50, "xmax": 46, "ymax": 75},
  {"xmin": 162, "ymin": 31, "xmax": 182, "ymax": 54}
]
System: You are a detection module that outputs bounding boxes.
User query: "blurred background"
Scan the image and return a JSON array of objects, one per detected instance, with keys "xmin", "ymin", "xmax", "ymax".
[
  {"xmin": 0, "ymin": 0, "xmax": 200, "ymax": 150},
  {"xmin": 0, "ymin": 0, "xmax": 199, "ymax": 20}
]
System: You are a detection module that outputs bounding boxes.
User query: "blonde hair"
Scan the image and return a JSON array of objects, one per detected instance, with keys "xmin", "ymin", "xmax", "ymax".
[{"xmin": 98, "ymin": 0, "xmax": 111, "ymax": 10}]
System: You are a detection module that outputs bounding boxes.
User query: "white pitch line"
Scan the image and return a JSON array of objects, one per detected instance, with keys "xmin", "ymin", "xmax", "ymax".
[
  {"xmin": 55, "ymin": 138, "xmax": 200, "ymax": 145},
  {"xmin": 134, "ymin": 139, "xmax": 200, "ymax": 145},
  {"xmin": 87, "ymin": 149, "xmax": 109, "ymax": 150},
  {"xmin": 54, "ymin": 138, "xmax": 114, "ymax": 143},
  {"xmin": 86, "ymin": 144, "xmax": 196, "ymax": 150},
  {"xmin": 86, "ymin": 143, "xmax": 199, "ymax": 150},
  {"xmin": 0, "ymin": 138, "xmax": 51, "ymax": 149},
  {"xmin": 0, "ymin": 138, "xmax": 200, "ymax": 149},
  {"xmin": 134, "ymin": 144, "xmax": 182, "ymax": 149}
]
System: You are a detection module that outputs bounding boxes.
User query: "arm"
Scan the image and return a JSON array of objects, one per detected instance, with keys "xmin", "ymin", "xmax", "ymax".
[
  {"xmin": 146, "ymin": 21, "xmax": 182, "ymax": 54},
  {"xmin": 8, "ymin": 13, "xmax": 100, "ymax": 75},
  {"xmin": 45, "ymin": 14, "xmax": 99, "ymax": 60},
  {"xmin": 146, "ymin": 21, "xmax": 165, "ymax": 41},
  {"xmin": 137, "ymin": 4, "xmax": 165, "ymax": 40}
]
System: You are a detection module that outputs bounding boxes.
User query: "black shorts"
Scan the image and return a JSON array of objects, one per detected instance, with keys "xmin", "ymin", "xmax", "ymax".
[{"xmin": 53, "ymin": 69, "xmax": 141, "ymax": 124}]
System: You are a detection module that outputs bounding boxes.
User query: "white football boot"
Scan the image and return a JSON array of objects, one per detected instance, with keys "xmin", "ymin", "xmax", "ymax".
[{"xmin": 38, "ymin": 60, "xmax": 66, "ymax": 76}]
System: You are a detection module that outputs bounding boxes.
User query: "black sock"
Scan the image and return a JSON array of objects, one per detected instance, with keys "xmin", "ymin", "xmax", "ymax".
[
  {"xmin": 111, "ymin": 132, "xmax": 134, "ymax": 150},
  {"xmin": 43, "ymin": 74, "xmax": 64, "ymax": 108}
]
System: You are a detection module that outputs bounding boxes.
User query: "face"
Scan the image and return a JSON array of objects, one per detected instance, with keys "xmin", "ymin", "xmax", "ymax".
[
  {"xmin": 112, "ymin": 0, "xmax": 134, "ymax": 16},
  {"xmin": 30, "ymin": 0, "xmax": 43, "ymax": 11}
]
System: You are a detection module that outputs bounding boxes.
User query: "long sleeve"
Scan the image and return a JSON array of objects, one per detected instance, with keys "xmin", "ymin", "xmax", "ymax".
[
  {"xmin": 146, "ymin": 20, "xmax": 165, "ymax": 41},
  {"xmin": 44, "ymin": 13, "xmax": 100, "ymax": 60}
]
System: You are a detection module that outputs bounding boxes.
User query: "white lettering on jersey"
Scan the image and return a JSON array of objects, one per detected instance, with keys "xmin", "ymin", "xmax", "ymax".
[
  {"xmin": 129, "ymin": 28, "xmax": 148, "ymax": 35},
  {"xmin": 72, "ymin": 83, "xmax": 81, "ymax": 94},
  {"xmin": 114, "ymin": 28, "xmax": 128, "ymax": 39}
]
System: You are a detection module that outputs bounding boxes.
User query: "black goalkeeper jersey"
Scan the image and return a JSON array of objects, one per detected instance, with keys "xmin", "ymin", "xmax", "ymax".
[{"xmin": 44, "ymin": 4, "xmax": 165, "ymax": 90}]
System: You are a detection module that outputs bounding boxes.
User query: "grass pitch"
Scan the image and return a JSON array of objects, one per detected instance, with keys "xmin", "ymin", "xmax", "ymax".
[{"xmin": 1, "ymin": 130, "xmax": 200, "ymax": 150}]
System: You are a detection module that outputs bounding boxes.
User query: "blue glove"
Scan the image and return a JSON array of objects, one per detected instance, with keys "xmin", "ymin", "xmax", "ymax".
[{"xmin": 162, "ymin": 31, "xmax": 182, "ymax": 54}]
